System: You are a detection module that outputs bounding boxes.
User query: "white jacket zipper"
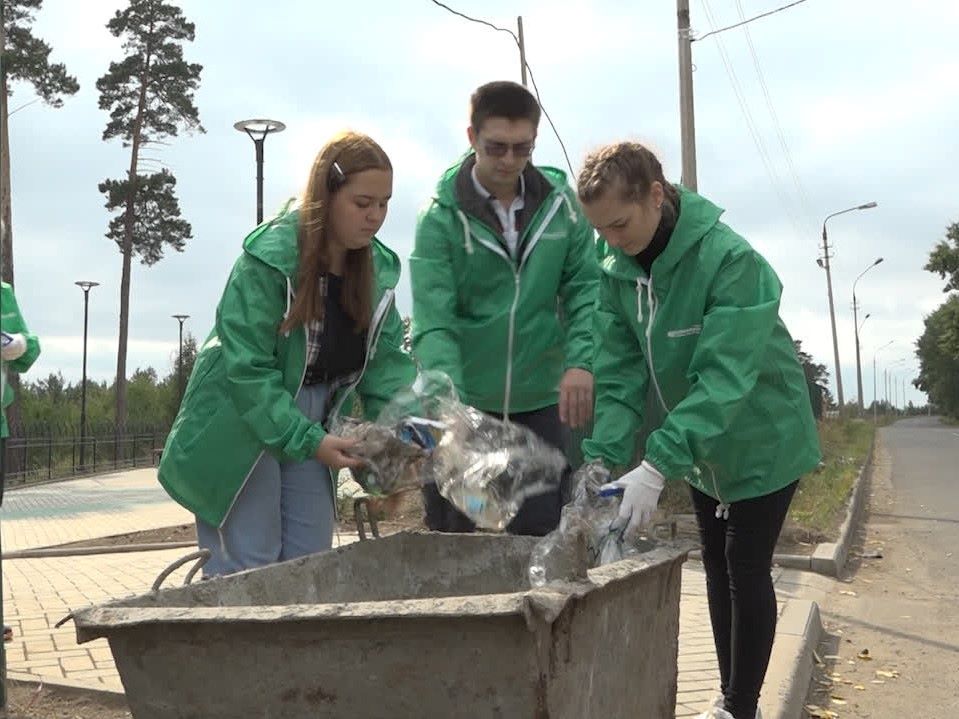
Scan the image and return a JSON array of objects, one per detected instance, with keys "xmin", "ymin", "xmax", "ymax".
[
  {"xmin": 637, "ymin": 271, "xmax": 730, "ymax": 517},
  {"xmin": 464, "ymin": 193, "xmax": 565, "ymax": 420}
]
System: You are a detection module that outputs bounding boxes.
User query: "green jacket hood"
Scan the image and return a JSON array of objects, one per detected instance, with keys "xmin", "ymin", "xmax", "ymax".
[
  {"xmin": 242, "ymin": 199, "xmax": 401, "ymax": 289},
  {"xmin": 597, "ymin": 186, "xmax": 724, "ymax": 282}
]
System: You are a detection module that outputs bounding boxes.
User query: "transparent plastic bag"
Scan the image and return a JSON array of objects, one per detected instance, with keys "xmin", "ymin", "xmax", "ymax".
[
  {"xmin": 528, "ymin": 461, "xmax": 650, "ymax": 587},
  {"xmin": 428, "ymin": 400, "xmax": 568, "ymax": 531},
  {"xmin": 333, "ymin": 416, "xmax": 432, "ymax": 496},
  {"xmin": 333, "ymin": 370, "xmax": 567, "ymax": 530}
]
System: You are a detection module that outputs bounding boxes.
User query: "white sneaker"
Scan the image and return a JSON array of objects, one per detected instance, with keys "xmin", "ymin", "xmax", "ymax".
[
  {"xmin": 696, "ymin": 697, "xmax": 736, "ymax": 719},
  {"xmin": 695, "ymin": 705, "xmax": 762, "ymax": 719}
]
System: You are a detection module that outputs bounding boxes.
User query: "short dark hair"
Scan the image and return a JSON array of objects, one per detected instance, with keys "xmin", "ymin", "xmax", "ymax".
[{"xmin": 469, "ymin": 81, "xmax": 541, "ymax": 133}]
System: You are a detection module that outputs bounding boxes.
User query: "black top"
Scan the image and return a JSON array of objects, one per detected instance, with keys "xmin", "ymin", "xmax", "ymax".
[
  {"xmin": 634, "ymin": 199, "xmax": 679, "ymax": 275},
  {"xmin": 304, "ymin": 273, "xmax": 367, "ymax": 385}
]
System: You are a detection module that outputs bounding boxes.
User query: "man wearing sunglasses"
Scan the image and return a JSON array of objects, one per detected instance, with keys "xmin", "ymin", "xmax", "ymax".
[{"xmin": 410, "ymin": 80, "xmax": 597, "ymax": 536}]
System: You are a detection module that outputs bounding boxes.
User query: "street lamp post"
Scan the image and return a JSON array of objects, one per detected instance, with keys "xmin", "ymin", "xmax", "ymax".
[
  {"xmin": 172, "ymin": 314, "xmax": 189, "ymax": 405},
  {"xmin": 872, "ymin": 340, "xmax": 894, "ymax": 423},
  {"xmin": 234, "ymin": 119, "xmax": 286, "ymax": 224},
  {"xmin": 852, "ymin": 257, "xmax": 883, "ymax": 412},
  {"xmin": 75, "ymin": 281, "xmax": 99, "ymax": 470},
  {"xmin": 819, "ymin": 202, "xmax": 878, "ymax": 411}
]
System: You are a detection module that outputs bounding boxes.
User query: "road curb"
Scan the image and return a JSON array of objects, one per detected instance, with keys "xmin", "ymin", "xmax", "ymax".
[
  {"xmin": 809, "ymin": 438, "xmax": 875, "ymax": 577},
  {"xmin": 759, "ymin": 599, "xmax": 823, "ymax": 719},
  {"xmin": 6, "ymin": 670, "xmax": 128, "ymax": 709},
  {"xmin": 681, "ymin": 436, "xmax": 876, "ymax": 578}
]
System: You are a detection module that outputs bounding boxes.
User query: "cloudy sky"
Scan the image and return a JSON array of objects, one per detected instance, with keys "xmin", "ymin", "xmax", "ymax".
[{"xmin": 7, "ymin": 0, "xmax": 957, "ymax": 408}]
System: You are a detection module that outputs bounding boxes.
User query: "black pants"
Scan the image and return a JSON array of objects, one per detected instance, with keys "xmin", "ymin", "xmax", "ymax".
[
  {"xmin": 422, "ymin": 404, "xmax": 568, "ymax": 537},
  {"xmin": 690, "ymin": 480, "xmax": 798, "ymax": 719}
]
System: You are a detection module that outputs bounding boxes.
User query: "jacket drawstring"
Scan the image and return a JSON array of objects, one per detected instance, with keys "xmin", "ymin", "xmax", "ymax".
[
  {"xmin": 636, "ymin": 277, "xmax": 646, "ymax": 323},
  {"xmin": 217, "ymin": 526, "xmax": 233, "ymax": 564},
  {"xmin": 562, "ymin": 192, "xmax": 577, "ymax": 223},
  {"xmin": 282, "ymin": 278, "xmax": 293, "ymax": 336},
  {"xmin": 457, "ymin": 209, "xmax": 473, "ymax": 255}
]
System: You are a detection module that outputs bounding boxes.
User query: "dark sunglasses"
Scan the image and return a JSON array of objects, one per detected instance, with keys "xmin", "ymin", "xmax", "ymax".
[{"xmin": 482, "ymin": 140, "xmax": 535, "ymax": 158}]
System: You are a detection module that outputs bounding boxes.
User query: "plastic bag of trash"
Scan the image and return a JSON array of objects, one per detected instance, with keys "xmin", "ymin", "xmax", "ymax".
[
  {"xmin": 333, "ymin": 370, "xmax": 567, "ymax": 530},
  {"xmin": 427, "ymin": 400, "xmax": 567, "ymax": 531},
  {"xmin": 334, "ymin": 416, "xmax": 433, "ymax": 496},
  {"xmin": 528, "ymin": 461, "xmax": 650, "ymax": 587}
]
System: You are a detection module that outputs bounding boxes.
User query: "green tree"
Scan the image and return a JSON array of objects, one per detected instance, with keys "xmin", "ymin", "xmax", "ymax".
[
  {"xmin": 98, "ymin": 169, "xmax": 191, "ymax": 265},
  {"xmin": 1, "ymin": 0, "xmax": 79, "ymax": 285},
  {"xmin": 914, "ymin": 294, "xmax": 959, "ymax": 418},
  {"xmin": 1, "ymin": 0, "xmax": 79, "ymax": 459},
  {"xmin": 925, "ymin": 222, "xmax": 959, "ymax": 294},
  {"xmin": 96, "ymin": 0, "xmax": 203, "ymax": 426},
  {"xmin": 166, "ymin": 331, "xmax": 196, "ymax": 422},
  {"xmin": 915, "ymin": 222, "xmax": 959, "ymax": 418}
]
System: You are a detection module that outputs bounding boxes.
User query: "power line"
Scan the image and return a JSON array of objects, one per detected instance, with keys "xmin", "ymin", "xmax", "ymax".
[
  {"xmin": 734, "ymin": 0, "xmax": 817, "ymax": 239},
  {"xmin": 694, "ymin": 0, "xmax": 809, "ymax": 42},
  {"xmin": 427, "ymin": 0, "xmax": 575, "ymax": 179},
  {"xmin": 428, "ymin": 0, "xmax": 516, "ymax": 39},
  {"xmin": 699, "ymin": 0, "xmax": 806, "ymax": 241}
]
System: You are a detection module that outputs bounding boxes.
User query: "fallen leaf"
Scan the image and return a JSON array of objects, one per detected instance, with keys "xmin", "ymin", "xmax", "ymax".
[
  {"xmin": 854, "ymin": 685, "xmax": 865, "ymax": 690},
  {"xmin": 805, "ymin": 704, "xmax": 839, "ymax": 719},
  {"xmin": 830, "ymin": 696, "xmax": 848, "ymax": 705},
  {"xmin": 857, "ymin": 649, "xmax": 873, "ymax": 660},
  {"xmin": 840, "ymin": 590, "xmax": 858, "ymax": 597},
  {"xmin": 876, "ymin": 669, "xmax": 900, "ymax": 679}
]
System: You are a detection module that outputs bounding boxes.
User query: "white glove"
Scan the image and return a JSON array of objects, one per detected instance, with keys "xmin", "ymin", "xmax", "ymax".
[
  {"xmin": 1, "ymin": 332, "xmax": 27, "ymax": 361},
  {"xmin": 600, "ymin": 460, "xmax": 665, "ymax": 536}
]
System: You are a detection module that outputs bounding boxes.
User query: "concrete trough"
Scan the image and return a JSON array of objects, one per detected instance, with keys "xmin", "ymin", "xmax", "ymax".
[{"xmin": 70, "ymin": 531, "xmax": 686, "ymax": 719}]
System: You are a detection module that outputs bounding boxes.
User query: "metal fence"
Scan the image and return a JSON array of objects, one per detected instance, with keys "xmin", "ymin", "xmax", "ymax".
[{"xmin": 2, "ymin": 423, "xmax": 170, "ymax": 487}]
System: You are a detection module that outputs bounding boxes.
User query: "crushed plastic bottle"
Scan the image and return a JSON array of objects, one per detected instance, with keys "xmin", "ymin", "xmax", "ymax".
[
  {"xmin": 528, "ymin": 461, "xmax": 653, "ymax": 587},
  {"xmin": 331, "ymin": 371, "xmax": 568, "ymax": 530}
]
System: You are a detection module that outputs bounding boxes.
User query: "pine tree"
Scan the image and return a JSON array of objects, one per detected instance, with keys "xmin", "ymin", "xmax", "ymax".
[
  {"xmin": 1, "ymin": 0, "xmax": 79, "ymax": 285},
  {"xmin": 96, "ymin": 0, "xmax": 203, "ymax": 426}
]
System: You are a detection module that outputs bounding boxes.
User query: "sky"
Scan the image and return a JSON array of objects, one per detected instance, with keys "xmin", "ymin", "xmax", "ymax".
[{"xmin": 6, "ymin": 0, "xmax": 957, "ymax": 409}]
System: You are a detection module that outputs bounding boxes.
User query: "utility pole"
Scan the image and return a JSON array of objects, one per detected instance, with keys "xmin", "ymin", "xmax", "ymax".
[
  {"xmin": 820, "ymin": 229, "xmax": 843, "ymax": 409},
  {"xmin": 517, "ymin": 17, "xmax": 528, "ymax": 87},
  {"xmin": 677, "ymin": 0, "xmax": 697, "ymax": 191},
  {"xmin": 852, "ymin": 258, "xmax": 883, "ymax": 412}
]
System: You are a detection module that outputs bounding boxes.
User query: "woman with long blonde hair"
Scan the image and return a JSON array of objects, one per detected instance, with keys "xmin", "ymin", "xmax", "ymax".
[{"xmin": 159, "ymin": 131, "xmax": 415, "ymax": 576}]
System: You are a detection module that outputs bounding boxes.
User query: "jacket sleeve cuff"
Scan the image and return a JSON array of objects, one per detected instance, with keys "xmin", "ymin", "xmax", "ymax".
[{"xmin": 305, "ymin": 422, "xmax": 328, "ymax": 461}]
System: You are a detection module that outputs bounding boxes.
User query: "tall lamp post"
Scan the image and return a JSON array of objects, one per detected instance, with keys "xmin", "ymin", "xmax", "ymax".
[
  {"xmin": 234, "ymin": 119, "xmax": 286, "ymax": 224},
  {"xmin": 75, "ymin": 281, "xmax": 99, "ymax": 470},
  {"xmin": 852, "ymin": 257, "xmax": 883, "ymax": 412},
  {"xmin": 819, "ymin": 201, "xmax": 878, "ymax": 411},
  {"xmin": 172, "ymin": 314, "xmax": 189, "ymax": 404}
]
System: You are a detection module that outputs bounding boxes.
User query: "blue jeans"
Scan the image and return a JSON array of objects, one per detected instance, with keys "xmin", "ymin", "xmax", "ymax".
[{"xmin": 196, "ymin": 384, "xmax": 336, "ymax": 577}]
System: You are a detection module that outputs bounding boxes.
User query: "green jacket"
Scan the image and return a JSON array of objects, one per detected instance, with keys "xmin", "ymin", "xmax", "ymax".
[
  {"xmin": 158, "ymin": 203, "xmax": 416, "ymax": 528},
  {"xmin": 583, "ymin": 188, "xmax": 821, "ymax": 504},
  {"xmin": 1, "ymin": 282, "xmax": 41, "ymax": 438},
  {"xmin": 410, "ymin": 156, "xmax": 597, "ymax": 414}
]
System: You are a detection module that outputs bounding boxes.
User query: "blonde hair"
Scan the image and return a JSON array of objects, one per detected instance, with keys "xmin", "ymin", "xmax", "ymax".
[{"xmin": 280, "ymin": 131, "xmax": 392, "ymax": 335}]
